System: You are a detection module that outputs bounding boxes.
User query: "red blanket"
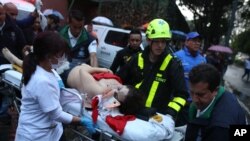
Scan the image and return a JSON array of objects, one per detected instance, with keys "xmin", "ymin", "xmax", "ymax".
[
  {"xmin": 106, "ymin": 115, "xmax": 136, "ymax": 135},
  {"xmin": 92, "ymin": 72, "xmax": 122, "ymax": 84}
]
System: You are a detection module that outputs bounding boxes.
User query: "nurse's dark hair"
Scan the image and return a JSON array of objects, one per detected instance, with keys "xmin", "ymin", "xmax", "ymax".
[
  {"xmin": 189, "ymin": 64, "xmax": 220, "ymax": 92},
  {"xmin": 119, "ymin": 85, "xmax": 145, "ymax": 115},
  {"xmin": 22, "ymin": 31, "xmax": 68, "ymax": 85}
]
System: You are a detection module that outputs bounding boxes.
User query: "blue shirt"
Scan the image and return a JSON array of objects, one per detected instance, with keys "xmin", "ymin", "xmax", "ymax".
[{"xmin": 175, "ymin": 47, "xmax": 206, "ymax": 101}]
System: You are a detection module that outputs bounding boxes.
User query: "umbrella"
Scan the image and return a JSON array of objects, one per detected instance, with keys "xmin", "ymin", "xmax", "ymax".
[
  {"xmin": 0, "ymin": 0, "xmax": 35, "ymax": 20},
  {"xmin": 43, "ymin": 9, "xmax": 64, "ymax": 20},
  {"xmin": 208, "ymin": 45, "xmax": 233, "ymax": 54},
  {"xmin": 171, "ymin": 30, "xmax": 186, "ymax": 40},
  {"xmin": 92, "ymin": 16, "xmax": 114, "ymax": 26}
]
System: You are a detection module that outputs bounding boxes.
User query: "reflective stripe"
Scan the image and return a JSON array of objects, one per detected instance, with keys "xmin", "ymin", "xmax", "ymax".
[
  {"xmin": 168, "ymin": 102, "xmax": 181, "ymax": 112},
  {"xmin": 138, "ymin": 53, "xmax": 143, "ymax": 69},
  {"xmin": 173, "ymin": 97, "xmax": 186, "ymax": 106},
  {"xmin": 135, "ymin": 81, "xmax": 142, "ymax": 89},
  {"xmin": 145, "ymin": 81, "xmax": 159, "ymax": 107},
  {"xmin": 160, "ymin": 54, "xmax": 172, "ymax": 71},
  {"xmin": 136, "ymin": 53, "xmax": 143, "ymax": 89},
  {"xmin": 135, "ymin": 53, "xmax": 173, "ymax": 108},
  {"xmin": 156, "ymin": 73, "xmax": 162, "ymax": 77}
]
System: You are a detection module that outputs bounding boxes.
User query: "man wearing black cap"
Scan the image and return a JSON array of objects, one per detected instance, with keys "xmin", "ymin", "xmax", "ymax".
[{"xmin": 174, "ymin": 31, "xmax": 206, "ymax": 126}]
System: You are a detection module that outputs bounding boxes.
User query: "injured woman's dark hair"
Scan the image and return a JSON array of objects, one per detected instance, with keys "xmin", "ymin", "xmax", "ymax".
[{"xmin": 118, "ymin": 85, "xmax": 157, "ymax": 121}]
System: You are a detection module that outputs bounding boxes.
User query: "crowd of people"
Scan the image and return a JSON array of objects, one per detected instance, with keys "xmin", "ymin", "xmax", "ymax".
[{"xmin": 0, "ymin": 1, "xmax": 248, "ymax": 141}]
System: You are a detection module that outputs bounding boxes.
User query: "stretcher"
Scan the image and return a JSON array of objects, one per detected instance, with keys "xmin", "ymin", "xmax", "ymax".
[{"xmin": 0, "ymin": 66, "xmax": 185, "ymax": 141}]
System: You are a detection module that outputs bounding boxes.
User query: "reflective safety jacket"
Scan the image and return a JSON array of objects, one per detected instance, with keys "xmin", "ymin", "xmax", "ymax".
[{"xmin": 117, "ymin": 47, "xmax": 189, "ymax": 118}]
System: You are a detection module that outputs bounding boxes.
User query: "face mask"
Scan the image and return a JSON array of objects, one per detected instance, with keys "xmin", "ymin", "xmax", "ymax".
[{"xmin": 51, "ymin": 54, "xmax": 67, "ymax": 69}]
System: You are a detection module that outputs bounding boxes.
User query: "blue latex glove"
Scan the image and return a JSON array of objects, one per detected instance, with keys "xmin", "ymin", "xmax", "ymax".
[{"xmin": 80, "ymin": 116, "xmax": 96, "ymax": 134}]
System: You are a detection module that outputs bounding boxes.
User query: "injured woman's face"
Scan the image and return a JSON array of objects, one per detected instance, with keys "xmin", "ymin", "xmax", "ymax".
[{"xmin": 114, "ymin": 85, "xmax": 129, "ymax": 102}]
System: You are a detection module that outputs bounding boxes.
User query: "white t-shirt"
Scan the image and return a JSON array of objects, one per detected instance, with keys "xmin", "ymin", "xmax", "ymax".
[
  {"xmin": 15, "ymin": 66, "xmax": 72, "ymax": 141},
  {"xmin": 88, "ymin": 40, "xmax": 97, "ymax": 53},
  {"xmin": 68, "ymin": 29, "xmax": 81, "ymax": 47},
  {"xmin": 68, "ymin": 29, "xmax": 97, "ymax": 54}
]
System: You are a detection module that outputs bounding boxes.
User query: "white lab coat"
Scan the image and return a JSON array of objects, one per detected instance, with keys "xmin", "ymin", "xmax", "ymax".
[{"xmin": 15, "ymin": 66, "xmax": 64, "ymax": 141}]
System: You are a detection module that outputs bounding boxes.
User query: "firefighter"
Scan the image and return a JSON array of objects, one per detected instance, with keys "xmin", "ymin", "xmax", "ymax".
[{"xmin": 117, "ymin": 19, "xmax": 189, "ymax": 126}]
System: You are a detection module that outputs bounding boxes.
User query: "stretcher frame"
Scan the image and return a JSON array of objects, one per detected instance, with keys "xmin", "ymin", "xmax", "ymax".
[{"xmin": 0, "ymin": 69, "xmax": 21, "ymax": 114}]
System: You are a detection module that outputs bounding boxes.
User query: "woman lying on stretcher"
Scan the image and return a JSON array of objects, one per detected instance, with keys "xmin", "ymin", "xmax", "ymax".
[
  {"xmin": 62, "ymin": 64, "xmax": 175, "ymax": 139},
  {"xmin": 3, "ymin": 48, "xmax": 171, "ymax": 121},
  {"xmin": 67, "ymin": 64, "xmax": 158, "ymax": 119},
  {"xmin": 3, "ymin": 48, "xmax": 176, "ymax": 139}
]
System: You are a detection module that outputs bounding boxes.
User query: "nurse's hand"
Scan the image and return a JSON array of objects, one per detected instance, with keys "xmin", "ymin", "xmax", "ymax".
[{"xmin": 80, "ymin": 116, "xmax": 96, "ymax": 134}]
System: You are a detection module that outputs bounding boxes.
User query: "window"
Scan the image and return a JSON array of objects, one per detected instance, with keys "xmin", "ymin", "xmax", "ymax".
[{"xmin": 104, "ymin": 31, "xmax": 129, "ymax": 48}]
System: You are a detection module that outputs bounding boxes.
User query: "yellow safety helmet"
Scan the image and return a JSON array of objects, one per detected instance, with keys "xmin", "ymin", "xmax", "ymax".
[{"xmin": 146, "ymin": 19, "xmax": 172, "ymax": 39}]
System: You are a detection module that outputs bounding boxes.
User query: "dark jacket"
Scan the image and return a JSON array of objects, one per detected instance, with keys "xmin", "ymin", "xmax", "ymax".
[
  {"xmin": 16, "ymin": 15, "xmax": 35, "ymax": 29},
  {"xmin": 22, "ymin": 27, "xmax": 42, "ymax": 45},
  {"xmin": 185, "ymin": 89, "xmax": 246, "ymax": 141},
  {"xmin": 110, "ymin": 46, "xmax": 142, "ymax": 73},
  {"xmin": 117, "ymin": 46, "xmax": 188, "ymax": 118},
  {"xmin": 0, "ymin": 15, "xmax": 26, "ymax": 64}
]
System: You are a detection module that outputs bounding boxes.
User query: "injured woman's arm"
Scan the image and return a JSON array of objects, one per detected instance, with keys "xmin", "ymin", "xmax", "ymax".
[{"xmin": 2, "ymin": 47, "xmax": 23, "ymax": 67}]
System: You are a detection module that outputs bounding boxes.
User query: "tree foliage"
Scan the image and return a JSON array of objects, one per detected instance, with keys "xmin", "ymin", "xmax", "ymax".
[
  {"xmin": 240, "ymin": 0, "xmax": 250, "ymax": 29},
  {"xmin": 179, "ymin": 0, "xmax": 234, "ymax": 50},
  {"xmin": 100, "ymin": 0, "xmax": 189, "ymax": 32},
  {"xmin": 232, "ymin": 29, "xmax": 250, "ymax": 55}
]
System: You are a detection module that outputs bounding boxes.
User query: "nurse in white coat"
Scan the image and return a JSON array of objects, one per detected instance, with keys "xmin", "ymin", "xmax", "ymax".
[{"xmin": 15, "ymin": 31, "xmax": 95, "ymax": 141}]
